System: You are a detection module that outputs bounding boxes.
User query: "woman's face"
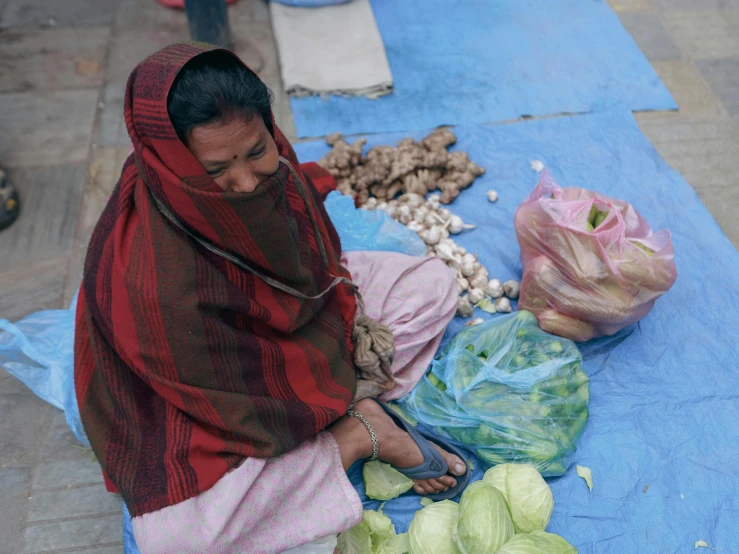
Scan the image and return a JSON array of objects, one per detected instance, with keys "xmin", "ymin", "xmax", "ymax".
[{"xmin": 187, "ymin": 114, "xmax": 279, "ymax": 193}]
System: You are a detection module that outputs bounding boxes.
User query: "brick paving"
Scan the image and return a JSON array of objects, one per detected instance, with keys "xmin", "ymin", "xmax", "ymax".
[{"xmin": 0, "ymin": 0, "xmax": 737, "ymax": 551}]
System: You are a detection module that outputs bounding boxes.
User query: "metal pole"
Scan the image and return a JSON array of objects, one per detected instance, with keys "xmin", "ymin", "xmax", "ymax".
[{"xmin": 184, "ymin": 0, "xmax": 232, "ymax": 49}]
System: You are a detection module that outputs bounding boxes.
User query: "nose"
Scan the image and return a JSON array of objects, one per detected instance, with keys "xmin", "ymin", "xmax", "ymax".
[{"xmin": 229, "ymin": 165, "xmax": 259, "ymax": 193}]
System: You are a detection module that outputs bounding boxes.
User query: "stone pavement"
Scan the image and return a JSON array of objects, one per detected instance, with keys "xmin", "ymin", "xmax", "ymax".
[{"xmin": 0, "ymin": 0, "xmax": 737, "ymax": 552}]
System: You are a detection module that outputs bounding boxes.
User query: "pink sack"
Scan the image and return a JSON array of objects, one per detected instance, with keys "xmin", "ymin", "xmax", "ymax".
[{"xmin": 514, "ymin": 172, "xmax": 677, "ymax": 342}]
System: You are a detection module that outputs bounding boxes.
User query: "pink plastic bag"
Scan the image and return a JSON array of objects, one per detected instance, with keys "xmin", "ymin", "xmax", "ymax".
[{"xmin": 514, "ymin": 172, "xmax": 677, "ymax": 342}]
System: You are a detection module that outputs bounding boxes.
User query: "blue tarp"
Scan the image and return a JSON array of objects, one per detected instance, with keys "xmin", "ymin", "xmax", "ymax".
[
  {"xmin": 290, "ymin": 0, "xmax": 677, "ymax": 138},
  {"xmin": 292, "ymin": 111, "xmax": 739, "ymax": 553}
]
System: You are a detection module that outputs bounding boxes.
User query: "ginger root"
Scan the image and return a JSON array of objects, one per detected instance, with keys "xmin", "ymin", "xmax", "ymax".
[{"xmin": 317, "ymin": 129, "xmax": 484, "ymax": 205}]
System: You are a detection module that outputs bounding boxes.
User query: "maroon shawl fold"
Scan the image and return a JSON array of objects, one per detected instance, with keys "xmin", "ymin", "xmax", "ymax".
[{"xmin": 74, "ymin": 43, "xmax": 357, "ymax": 516}]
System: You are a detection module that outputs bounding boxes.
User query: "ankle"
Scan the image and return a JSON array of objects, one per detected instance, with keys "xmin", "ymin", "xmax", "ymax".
[
  {"xmin": 348, "ymin": 413, "xmax": 375, "ymax": 460},
  {"xmin": 328, "ymin": 416, "xmax": 372, "ymax": 470}
]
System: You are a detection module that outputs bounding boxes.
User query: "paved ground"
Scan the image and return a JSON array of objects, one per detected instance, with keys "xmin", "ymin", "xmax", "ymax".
[{"xmin": 0, "ymin": 0, "xmax": 737, "ymax": 552}]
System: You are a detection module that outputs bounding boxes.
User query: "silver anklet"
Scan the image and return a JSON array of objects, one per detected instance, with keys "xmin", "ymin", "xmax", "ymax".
[{"xmin": 347, "ymin": 410, "xmax": 379, "ymax": 461}]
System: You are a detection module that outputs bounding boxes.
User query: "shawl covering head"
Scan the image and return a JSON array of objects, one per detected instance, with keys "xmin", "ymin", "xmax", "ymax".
[{"xmin": 74, "ymin": 43, "xmax": 358, "ymax": 516}]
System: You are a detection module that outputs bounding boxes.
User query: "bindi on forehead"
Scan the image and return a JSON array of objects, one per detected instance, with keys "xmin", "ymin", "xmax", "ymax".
[{"xmin": 233, "ymin": 155, "xmax": 238, "ymax": 160}]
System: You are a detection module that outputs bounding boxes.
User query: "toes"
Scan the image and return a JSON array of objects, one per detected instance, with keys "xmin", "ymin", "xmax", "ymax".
[
  {"xmin": 414, "ymin": 478, "xmax": 454, "ymax": 495},
  {"xmin": 432, "ymin": 445, "xmax": 466, "ymax": 476},
  {"xmin": 419, "ymin": 481, "xmax": 435, "ymax": 494},
  {"xmin": 438, "ymin": 475, "xmax": 457, "ymax": 488},
  {"xmin": 427, "ymin": 478, "xmax": 446, "ymax": 491}
]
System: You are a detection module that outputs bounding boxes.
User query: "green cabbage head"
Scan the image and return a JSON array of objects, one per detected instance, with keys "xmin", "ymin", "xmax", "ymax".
[
  {"xmin": 337, "ymin": 509, "xmax": 409, "ymax": 554},
  {"xmin": 363, "ymin": 460, "xmax": 414, "ymax": 501},
  {"xmin": 483, "ymin": 464, "xmax": 554, "ymax": 533},
  {"xmin": 495, "ymin": 530, "xmax": 577, "ymax": 554},
  {"xmin": 453, "ymin": 481, "xmax": 514, "ymax": 554},
  {"xmin": 408, "ymin": 499, "xmax": 461, "ymax": 554}
]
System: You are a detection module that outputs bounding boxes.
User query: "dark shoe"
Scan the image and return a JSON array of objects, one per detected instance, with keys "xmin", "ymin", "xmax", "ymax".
[
  {"xmin": 0, "ymin": 168, "xmax": 20, "ymax": 231},
  {"xmin": 376, "ymin": 401, "xmax": 471, "ymax": 501}
]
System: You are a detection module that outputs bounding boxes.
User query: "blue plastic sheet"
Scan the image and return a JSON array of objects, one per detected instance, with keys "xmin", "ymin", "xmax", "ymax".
[
  {"xmin": 293, "ymin": 112, "xmax": 739, "ymax": 552},
  {"xmin": 323, "ymin": 191, "xmax": 426, "ymax": 256},
  {"xmin": 122, "ymin": 502, "xmax": 142, "ymax": 554},
  {"xmin": 0, "ymin": 294, "xmax": 88, "ymax": 446},
  {"xmin": 290, "ymin": 0, "xmax": 676, "ymax": 137}
]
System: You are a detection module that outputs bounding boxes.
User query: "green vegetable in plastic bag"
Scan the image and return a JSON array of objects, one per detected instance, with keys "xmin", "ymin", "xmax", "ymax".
[
  {"xmin": 483, "ymin": 464, "xmax": 554, "ymax": 534},
  {"xmin": 495, "ymin": 531, "xmax": 577, "ymax": 554},
  {"xmin": 453, "ymin": 481, "xmax": 514, "ymax": 554},
  {"xmin": 337, "ymin": 509, "xmax": 409, "ymax": 554},
  {"xmin": 363, "ymin": 460, "xmax": 414, "ymax": 501},
  {"xmin": 387, "ymin": 402, "xmax": 419, "ymax": 426},
  {"xmin": 408, "ymin": 500, "xmax": 461, "ymax": 554},
  {"xmin": 401, "ymin": 311, "xmax": 589, "ymax": 476}
]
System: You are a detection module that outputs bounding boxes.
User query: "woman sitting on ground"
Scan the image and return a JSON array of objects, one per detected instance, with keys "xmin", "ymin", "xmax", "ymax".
[{"xmin": 74, "ymin": 43, "xmax": 467, "ymax": 554}]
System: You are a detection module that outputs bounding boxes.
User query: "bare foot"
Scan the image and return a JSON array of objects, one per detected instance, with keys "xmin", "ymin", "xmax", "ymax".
[{"xmin": 352, "ymin": 399, "xmax": 466, "ymax": 495}]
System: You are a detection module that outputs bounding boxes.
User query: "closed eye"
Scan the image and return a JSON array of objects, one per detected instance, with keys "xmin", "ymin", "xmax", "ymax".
[{"xmin": 207, "ymin": 168, "xmax": 225, "ymax": 177}]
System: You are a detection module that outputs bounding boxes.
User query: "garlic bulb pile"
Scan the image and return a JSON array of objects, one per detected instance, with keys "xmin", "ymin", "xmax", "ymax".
[{"xmin": 365, "ymin": 193, "xmax": 520, "ymax": 318}]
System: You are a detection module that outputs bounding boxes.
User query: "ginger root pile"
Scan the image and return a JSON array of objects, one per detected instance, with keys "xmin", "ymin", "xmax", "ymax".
[{"xmin": 318, "ymin": 129, "xmax": 485, "ymax": 206}]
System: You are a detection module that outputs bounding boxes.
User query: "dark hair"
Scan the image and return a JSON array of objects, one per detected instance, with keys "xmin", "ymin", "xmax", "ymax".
[{"xmin": 167, "ymin": 50, "xmax": 274, "ymax": 145}]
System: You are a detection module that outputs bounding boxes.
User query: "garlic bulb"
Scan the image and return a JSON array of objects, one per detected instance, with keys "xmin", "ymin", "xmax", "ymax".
[
  {"xmin": 424, "ymin": 226, "xmax": 442, "ymax": 246},
  {"xmin": 461, "ymin": 262, "xmax": 476, "ymax": 277},
  {"xmin": 364, "ymin": 197, "xmax": 378, "ymax": 210},
  {"xmin": 530, "ymin": 160, "xmax": 544, "ymax": 172},
  {"xmin": 486, "ymin": 278, "xmax": 503, "ymax": 298},
  {"xmin": 413, "ymin": 207, "xmax": 429, "ymax": 224},
  {"xmin": 469, "ymin": 267, "xmax": 489, "ymax": 290},
  {"xmin": 407, "ymin": 220, "xmax": 424, "ymax": 233},
  {"xmin": 503, "ymin": 279, "xmax": 521, "ymax": 299},
  {"xmin": 494, "ymin": 296, "xmax": 513, "ymax": 313},
  {"xmin": 462, "ymin": 253, "xmax": 477, "ymax": 266},
  {"xmin": 424, "ymin": 212, "xmax": 443, "ymax": 227},
  {"xmin": 487, "ymin": 190, "xmax": 498, "ymax": 203},
  {"xmin": 456, "ymin": 277, "xmax": 470, "ymax": 293},
  {"xmin": 457, "ymin": 296, "xmax": 474, "ymax": 318},
  {"xmin": 434, "ymin": 242, "xmax": 457, "ymax": 264},
  {"xmin": 465, "ymin": 317, "xmax": 485, "ymax": 327},
  {"xmin": 468, "ymin": 287, "xmax": 485, "ymax": 305},
  {"xmin": 401, "ymin": 193, "xmax": 424, "ymax": 208},
  {"xmin": 448, "ymin": 214, "xmax": 476, "ymax": 234}
]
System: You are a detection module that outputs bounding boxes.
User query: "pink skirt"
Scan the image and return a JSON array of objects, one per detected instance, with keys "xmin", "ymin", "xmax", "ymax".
[{"xmin": 132, "ymin": 251, "xmax": 457, "ymax": 554}]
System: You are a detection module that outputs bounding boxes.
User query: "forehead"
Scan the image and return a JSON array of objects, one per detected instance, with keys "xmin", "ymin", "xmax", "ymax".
[{"xmin": 187, "ymin": 115, "xmax": 267, "ymax": 159}]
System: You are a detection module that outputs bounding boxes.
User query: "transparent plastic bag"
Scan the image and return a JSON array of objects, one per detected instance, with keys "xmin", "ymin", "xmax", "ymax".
[
  {"xmin": 0, "ymin": 294, "xmax": 88, "ymax": 446},
  {"xmin": 401, "ymin": 311, "xmax": 589, "ymax": 476},
  {"xmin": 514, "ymin": 172, "xmax": 677, "ymax": 342},
  {"xmin": 324, "ymin": 191, "xmax": 426, "ymax": 256}
]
